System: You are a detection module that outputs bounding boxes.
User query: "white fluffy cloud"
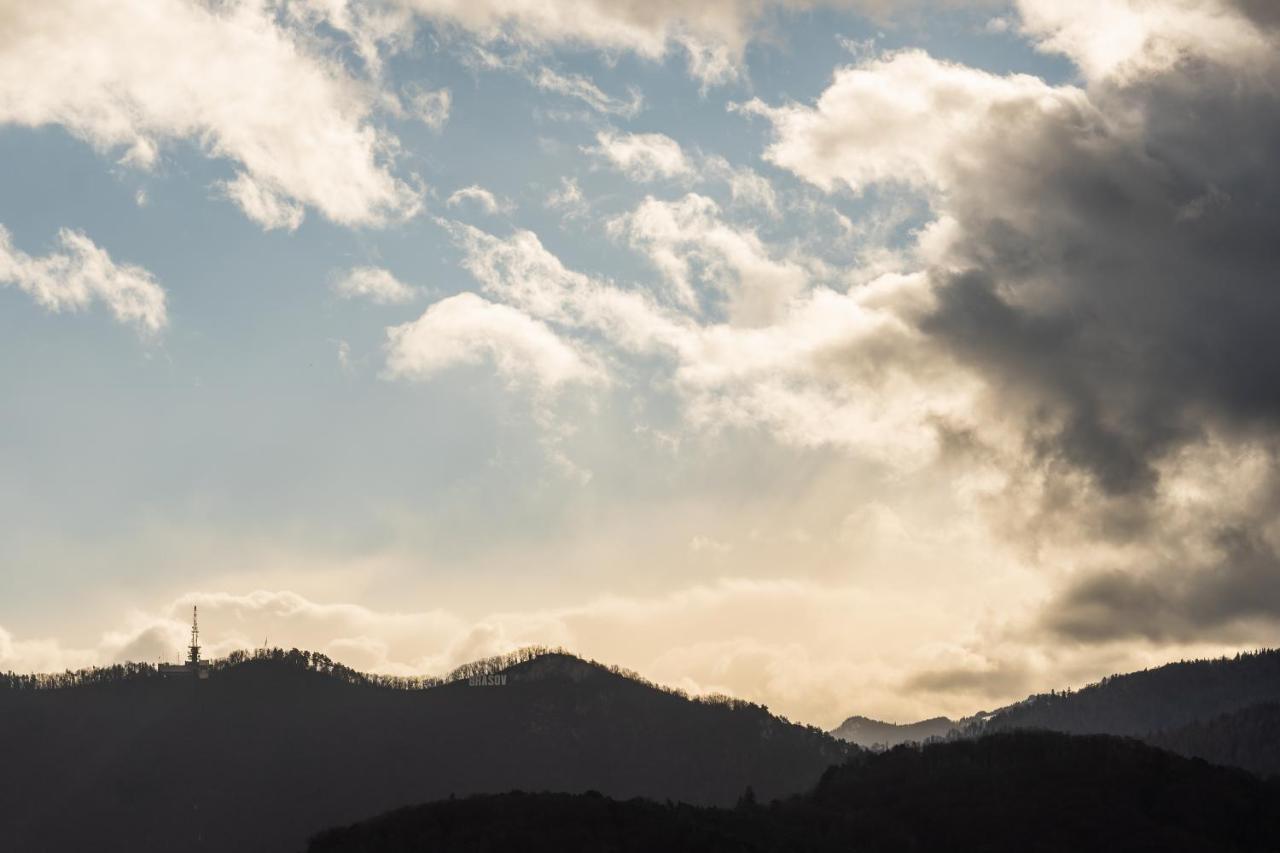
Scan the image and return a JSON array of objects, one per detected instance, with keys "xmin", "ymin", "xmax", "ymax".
[
  {"xmin": 384, "ymin": 291, "xmax": 601, "ymax": 388},
  {"xmin": 589, "ymin": 130, "xmax": 693, "ymax": 182},
  {"xmin": 609, "ymin": 193, "xmax": 806, "ymax": 323},
  {"xmin": 332, "ymin": 266, "xmax": 418, "ymax": 304},
  {"xmin": 444, "ymin": 221, "xmax": 688, "ymax": 354},
  {"xmin": 1016, "ymin": 0, "xmax": 1277, "ymax": 83},
  {"xmin": 446, "ymin": 185, "xmax": 515, "ymax": 215},
  {"xmin": 0, "ymin": 225, "xmax": 167, "ymax": 334},
  {"xmin": 439, "ymin": 218, "xmax": 972, "ymax": 468},
  {"xmin": 0, "ymin": 0, "xmax": 420, "ymax": 229},
  {"xmin": 218, "ymin": 172, "xmax": 307, "ymax": 232},
  {"xmin": 746, "ymin": 50, "xmax": 1093, "ymax": 195}
]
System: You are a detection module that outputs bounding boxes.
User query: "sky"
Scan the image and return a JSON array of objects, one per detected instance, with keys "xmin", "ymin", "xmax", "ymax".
[{"xmin": 3, "ymin": 0, "xmax": 1280, "ymax": 727}]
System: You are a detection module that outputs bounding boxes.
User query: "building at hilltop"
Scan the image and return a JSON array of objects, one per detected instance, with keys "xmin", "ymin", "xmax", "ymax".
[{"xmin": 160, "ymin": 606, "xmax": 209, "ymax": 679}]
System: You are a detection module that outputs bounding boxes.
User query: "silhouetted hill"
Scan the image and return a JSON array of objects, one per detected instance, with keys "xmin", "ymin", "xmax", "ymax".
[
  {"xmin": 307, "ymin": 730, "xmax": 1280, "ymax": 853},
  {"xmin": 1148, "ymin": 703, "xmax": 1280, "ymax": 778},
  {"xmin": 832, "ymin": 650, "xmax": 1280, "ymax": 770},
  {"xmin": 829, "ymin": 714, "xmax": 957, "ymax": 748},
  {"xmin": 0, "ymin": 648, "xmax": 847, "ymax": 853},
  {"xmin": 972, "ymin": 650, "xmax": 1280, "ymax": 738}
]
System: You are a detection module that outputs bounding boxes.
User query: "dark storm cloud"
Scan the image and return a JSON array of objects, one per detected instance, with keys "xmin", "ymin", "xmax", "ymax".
[
  {"xmin": 926, "ymin": 70, "xmax": 1280, "ymax": 497},
  {"xmin": 907, "ymin": 21, "xmax": 1280, "ymax": 641},
  {"xmin": 1046, "ymin": 526, "xmax": 1280, "ymax": 643},
  {"xmin": 904, "ymin": 660, "xmax": 1032, "ymax": 699},
  {"xmin": 1233, "ymin": 0, "xmax": 1280, "ymax": 30}
]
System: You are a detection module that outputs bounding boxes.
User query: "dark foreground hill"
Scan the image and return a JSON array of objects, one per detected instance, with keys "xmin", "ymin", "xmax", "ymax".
[
  {"xmin": 1148, "ymin": 703, "xmax": 1280, "ymax": 778},
  {"xmin": 308, "ymin": 730, "xmax": 1280, "ymax": 853},
  {"xmin": 0, "ymin": 649, "xmax": 846, "ymax": 853}
]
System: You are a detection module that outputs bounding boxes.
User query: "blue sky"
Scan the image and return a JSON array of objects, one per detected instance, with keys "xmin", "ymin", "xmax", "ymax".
[{"xmin": 3, "ymin": 0, "xmax": 1277, "ymax": 726}]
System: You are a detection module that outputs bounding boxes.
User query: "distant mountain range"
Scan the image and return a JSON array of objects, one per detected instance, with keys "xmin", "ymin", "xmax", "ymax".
[
  {"xmin": 308, "ymin": 730, "xmax": 1280, "ymax": 853},
  {"xmin": 830, "ymin": 650, "xmax": 1280, "ymax": 774},
  {"xmin": 829, "ymin": 714, "xmax": 959, "ymax": 748},
  {"xmin": 0, "ymin": 649, "xmax": 846, "ymax": 853}
]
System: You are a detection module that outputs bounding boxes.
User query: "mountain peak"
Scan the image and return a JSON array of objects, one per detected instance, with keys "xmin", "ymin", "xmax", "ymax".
[
  {"xmin": 497, "ymin": 651, "xmax": 608, "ymax": 683},
  {"xmin": 830, "ymin": 714, "xmax": 958, "ymax": 748}
]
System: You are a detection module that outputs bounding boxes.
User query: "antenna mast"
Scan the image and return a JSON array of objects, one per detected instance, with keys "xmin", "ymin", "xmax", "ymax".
[{"xmin": 187, "ymin": 605, "xmax": 201, "ymax": 666}]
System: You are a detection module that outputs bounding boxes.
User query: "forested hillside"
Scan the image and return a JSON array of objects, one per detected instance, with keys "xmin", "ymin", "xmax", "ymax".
[
  {"xmin": 828, "ymin": 651, "xmax": 1280, "ymax": 774},
  {"xmin": 973, "ymin": 650, "xmax": 1280, "ymax": 738},
  {"xmin": 308, "ymin": 731, "xmax": 1280, "ymax": 853},
  {"xmin": 0, "ymin": 648, "xmax": 846, "ymax": 853},
  {"xmin": 1148, "ymin": 703, "xmax": 1280, "ymax": 778}
]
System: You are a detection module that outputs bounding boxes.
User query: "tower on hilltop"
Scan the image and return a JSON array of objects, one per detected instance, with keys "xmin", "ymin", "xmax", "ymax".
[
  {"xmin": 160, "ymin": 606, "xmax": 210, "ymax": 680},
  {"xmin": 187, "ymin": 605, "xmax": 201, "ymax": 666}
]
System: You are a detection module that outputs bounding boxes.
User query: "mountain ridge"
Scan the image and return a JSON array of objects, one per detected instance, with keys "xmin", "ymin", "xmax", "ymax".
[
  {"xmin": 307, "ymin": 730, "xmax": 1280, "ymax": 853},
  {"xmin": 829, "ymin": 714, "xmax": 959, "ymax": 748},
  {"xmin": 829, "ymin": 649, "xmax": 1280, "ymax": 774},
  {"xmin": 0, "ymin": 646, "xmax": 848, "ymax": 853}
]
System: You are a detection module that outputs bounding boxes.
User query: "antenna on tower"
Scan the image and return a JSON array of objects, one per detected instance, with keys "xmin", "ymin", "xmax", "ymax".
[{"xmin": 187, "ymin": 605, "xmax": 201, "ymax": 667}]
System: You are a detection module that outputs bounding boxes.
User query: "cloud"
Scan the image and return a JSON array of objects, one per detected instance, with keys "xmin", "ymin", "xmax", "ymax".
[
  {"xmin": 398, "ymin": 0, "xmax": 763, "ymax": 84},
  {"xmin": 443, "ymin": 220, "xmax": 688, "ymax": 354},
  {"xmin": 1045, "ymin": 536, "xmax": 1280, "ymax": 645},
  {"xmin": 0, "ymin": 582, "xmax": 1030, "ymax": 725},
  {"xmin": 703, "ymin": 157, "xmax": 780, "ymax": 217},
  {"xmin": 384, "ymin": 291, "xmax": 602, "ymax": 388},
  {"xmin": 609, "ymin": 193, "xmax": 806, "ymax": 323},
  {"xmin": 398, "ymin": 0, "xmax": 999, "ymax": 86},
  {"xmin": 1037, "ymin": 439, "xmax": 1280, "ymax": 643},
  {"xmin": 1016, "ymin": 0, "xmax": 1277, "ymax": 84},
  {"xmin": 0, "ymin": 0, "xmax": 420, "ymax": 229},
  {"xmin": 217, "ymin": 172, "xmax": 307, "ymax": 232},
  {"xmin": 746, "ymin": 50, "xmax": 1092, "ymax": 195},
  {"xmin": 747, "ymin": 4, "xmax": 1280, "ymax": 646},
  {"xmin": 336, "ymin": 339, "xmax": 354, "ymax": 372},
  {"xmin": 445, "ymin": 218, "xmax": 972, "ymax": 467},
  {"xmin": 332, "ymin": 266, "xmax": 418, "ymax": 305},
  {"xmin": 0, "ymin": 225, "xmax": 167, "ymax": 335},
  {"xmin": 446, "ymin": 185, "xmax": 515, "ymax": 215},
  {"xmin": 534, "ymin": 68, "xmax": 643, "ymax": 117},
  {"xmin": 545, "ymin": 177, "xmax": 589, "ymax": 220},
  {"xmin": 405, "ymin": 84, "xmax": 452, "ymax": 130},
  {"xmin": 588, "ymin": 130, "xmax": 693, "ymax": 182},
  {"xmin": 7, "ymin": 577, "xmax": 1237, "ymax": 727}
]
